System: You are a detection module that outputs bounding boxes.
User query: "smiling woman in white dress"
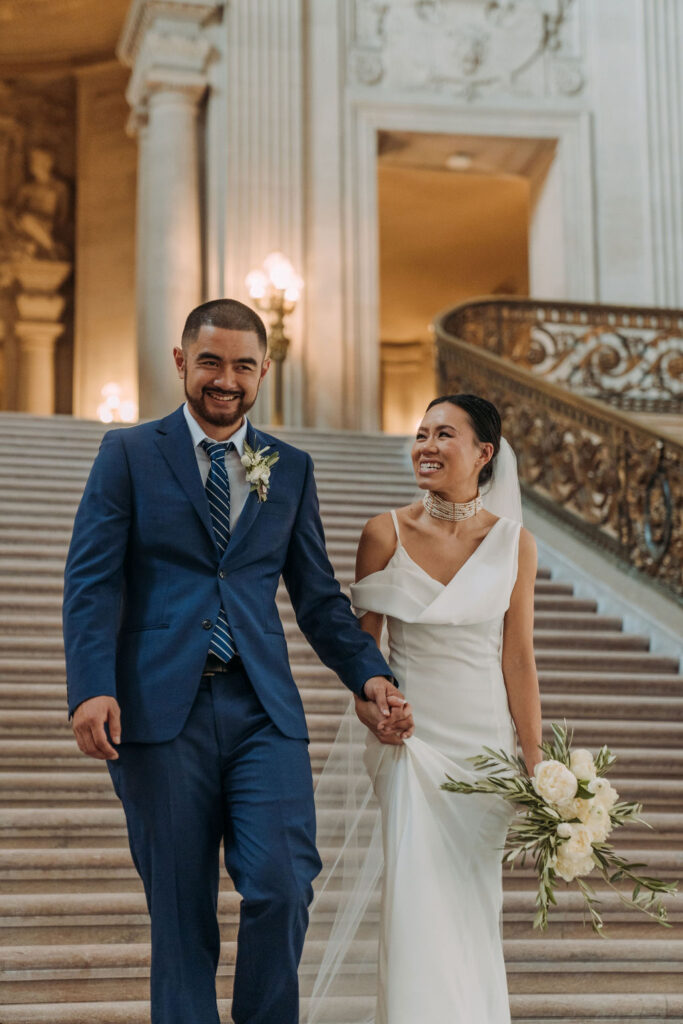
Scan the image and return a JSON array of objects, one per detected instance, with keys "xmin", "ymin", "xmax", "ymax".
[{"xmin": 304, "ymin": 394, "xmax": 543, "ymax": 1024}]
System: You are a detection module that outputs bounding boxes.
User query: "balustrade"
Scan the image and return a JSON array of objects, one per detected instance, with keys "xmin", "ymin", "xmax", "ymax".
[{"xmin": 435, "ymin": 299, "xmax": 682, "ymax": 601}]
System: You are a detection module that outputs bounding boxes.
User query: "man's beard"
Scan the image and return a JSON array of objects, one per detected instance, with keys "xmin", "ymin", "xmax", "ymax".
[{"xmin": 185, "ymin": 380, "xmax": 255, "ymax": 428}]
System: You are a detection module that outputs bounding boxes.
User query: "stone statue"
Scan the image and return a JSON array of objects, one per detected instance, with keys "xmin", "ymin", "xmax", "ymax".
[{"xmin": 12, "ymin": 147, "xmax": 70, "ymax": 260}]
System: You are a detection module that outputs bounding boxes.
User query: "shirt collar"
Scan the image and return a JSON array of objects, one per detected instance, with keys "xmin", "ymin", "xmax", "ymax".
[{"xmin": 183, "ymin": 402, "xmax": 249, "ymax": 456}]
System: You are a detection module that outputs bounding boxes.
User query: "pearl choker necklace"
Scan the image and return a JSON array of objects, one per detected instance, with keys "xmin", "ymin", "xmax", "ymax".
[{"xmin": 423, "ymin": 489, "xmax": 483, "ymax": 521}]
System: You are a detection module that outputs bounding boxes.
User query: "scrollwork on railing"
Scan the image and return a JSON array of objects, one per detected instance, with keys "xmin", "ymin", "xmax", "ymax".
[
  {"xmin": 434, "ymin": 309, "xmax": 682, "ymax": 600},
  {"xmin": 446, "ymin": 298, "xmax": 683, "ymax": 411}
]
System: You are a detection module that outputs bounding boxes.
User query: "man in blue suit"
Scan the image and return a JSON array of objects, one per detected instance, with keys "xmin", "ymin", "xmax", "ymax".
[{"xmin": 63, "ymin": 298, "xmax": 413, "ymax": 1024}]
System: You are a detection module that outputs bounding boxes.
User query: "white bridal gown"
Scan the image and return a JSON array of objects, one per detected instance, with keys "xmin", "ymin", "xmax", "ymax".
[{"xmin": 303, "ymin": 511, "xmax": 522, "ymax": 1024}]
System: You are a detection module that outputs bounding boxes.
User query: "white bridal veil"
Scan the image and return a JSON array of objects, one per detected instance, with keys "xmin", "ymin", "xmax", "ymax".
[{"xmin": 299, "ymin": 439, "xmax": 523, "ymax": 1024}]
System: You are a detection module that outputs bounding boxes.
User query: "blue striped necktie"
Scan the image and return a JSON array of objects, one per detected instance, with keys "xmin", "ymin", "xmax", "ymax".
[{"xmin": 201, "ymin": 440, "xmax": 236, "ymax": 662}]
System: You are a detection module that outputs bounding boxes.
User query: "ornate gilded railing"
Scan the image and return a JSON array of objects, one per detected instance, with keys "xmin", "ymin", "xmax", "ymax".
[
  {"xmin": 446, "ymin": 298, "xmax": 683, "ymax": 412},
  {"xmin": 434, "ymin": 301, "xmax": 682, "ymax": 602}
]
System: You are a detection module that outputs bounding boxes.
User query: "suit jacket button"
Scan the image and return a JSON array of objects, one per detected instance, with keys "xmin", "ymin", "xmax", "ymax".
[
  {"xmin": 218, "ymin": 570, "xmax": 225, "ymax": 579},
  {"xmin": 202, "ymin": 619, "xmax": 213, "ymax": 630}
]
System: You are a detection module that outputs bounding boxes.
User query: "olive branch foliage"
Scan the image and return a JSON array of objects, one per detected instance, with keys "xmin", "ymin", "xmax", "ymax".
[{"xmin": 441, "ymin": 723, "xmax": 676, "ymax": 933}]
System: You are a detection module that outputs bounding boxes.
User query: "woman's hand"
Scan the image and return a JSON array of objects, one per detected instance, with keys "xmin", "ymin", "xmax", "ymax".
[{"xmin": 355, "ymin": 692, "xmax": 414, "ymax": 745}]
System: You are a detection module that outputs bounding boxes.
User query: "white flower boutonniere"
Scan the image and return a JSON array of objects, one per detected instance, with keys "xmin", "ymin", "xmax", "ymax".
[{"xmin": 241, "ymin": 441, "xmax": 280, "ymax": 503}]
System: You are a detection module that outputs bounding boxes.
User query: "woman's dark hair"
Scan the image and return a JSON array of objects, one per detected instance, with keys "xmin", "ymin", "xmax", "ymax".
[{"xmin": 425, "ymin": 393, "xmax": 501, "ymax": 487}]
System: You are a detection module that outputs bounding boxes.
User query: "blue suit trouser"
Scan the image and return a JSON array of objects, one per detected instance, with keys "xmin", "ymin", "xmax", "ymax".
[{"xmin": 107, "ymin": 659, "xmax": 322, "ymax": 1024}]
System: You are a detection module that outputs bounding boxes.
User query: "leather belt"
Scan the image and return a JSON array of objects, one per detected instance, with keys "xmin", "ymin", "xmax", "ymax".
[{"xmin": 202, "ymin": 653, "xmax": 242, "ymax": 676}]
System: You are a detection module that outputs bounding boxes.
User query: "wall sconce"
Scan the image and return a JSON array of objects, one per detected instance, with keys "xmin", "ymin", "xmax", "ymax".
[
  {"xmin": 96, "ymin": 382, "xmax": 137, "ymax": 424},
  {"xmin": 246, "ymin": 251, "xmax": 303, "ymax": 426}
]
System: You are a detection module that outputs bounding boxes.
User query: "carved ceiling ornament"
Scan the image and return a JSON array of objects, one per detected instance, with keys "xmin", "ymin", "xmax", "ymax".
[{"xmin": 351, "ymin": 0, "xmax": 584, "ymax": 101}]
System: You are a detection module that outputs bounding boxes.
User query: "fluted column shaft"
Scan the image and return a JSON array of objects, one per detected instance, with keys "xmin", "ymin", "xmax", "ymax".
[
  {"xmin": 208, "ymin": 0, "xmax": 305, "ymax": 426},
  {"xmin": 137, "ymin": 85, "xmax": 204, "ymax": 418},
  {"xmin": 643, "ymin": 0, "xmax": 683, "ymax": 307},
  {"xmin": 119, "ymin": 0, "xmax": 220, "ymax": 419}
]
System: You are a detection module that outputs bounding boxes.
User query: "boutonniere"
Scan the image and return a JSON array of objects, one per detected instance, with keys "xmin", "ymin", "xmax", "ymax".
[{"xmin": 241, "ymin": 441, "xmax": 280, "ymax": 503}]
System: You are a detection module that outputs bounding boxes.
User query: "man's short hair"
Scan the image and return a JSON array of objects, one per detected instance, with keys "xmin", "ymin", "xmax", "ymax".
[{"xmin": 181, "ymin": 299, "xmax": 268, "ymax": 351}]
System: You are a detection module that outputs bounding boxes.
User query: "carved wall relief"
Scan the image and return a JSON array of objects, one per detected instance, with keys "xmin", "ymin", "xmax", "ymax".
[
  {"xmin": 350, "ymin": 0, "xmax": 584, "ymax": 101},
  {"xmin": 0, "ymin": 76, "xmax": 75, "ymax": 413}
]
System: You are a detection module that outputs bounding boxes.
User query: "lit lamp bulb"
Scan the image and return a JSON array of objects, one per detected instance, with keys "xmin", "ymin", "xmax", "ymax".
[
  {"xmin": 245, "ymin": 251, "xmax": 304, "ymax": 426},
  {"xmin": 120, "ymin": 401, "xmax": 138, "ymax": 423},
  {"xmin": 245, "ymin": 269, "xmax": 268, "ymax": 300},
  {"xmin": 96, "ymin": 382, "xmax": 138, "ymax": 424}
]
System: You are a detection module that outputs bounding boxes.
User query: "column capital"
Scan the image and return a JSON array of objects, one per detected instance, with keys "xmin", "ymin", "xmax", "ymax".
[
  {"xmin": 119, "ymin": 0, "xmax": 223, "ymax": 65},
  {"xmin": 119, "ymin": 0, "xmax": 222, "ymax": 125},
  {"xmin": 15, "ymin": 320, "xmax": 64, "ymax": 351}
]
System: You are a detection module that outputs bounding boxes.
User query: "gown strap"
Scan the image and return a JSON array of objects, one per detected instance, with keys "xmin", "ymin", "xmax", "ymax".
[{"xmin": 389, "ymin": 509, "xmax": 402, "ymax": 547}]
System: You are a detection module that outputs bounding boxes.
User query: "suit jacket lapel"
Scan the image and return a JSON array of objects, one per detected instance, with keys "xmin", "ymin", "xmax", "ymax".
[
  {"xmin": 154, "ymin": 406, "xmax": 215, "ymax": 547},
  {"xmin": 224, "ymin": 421, "xmax": 270, "ymax": 562}
]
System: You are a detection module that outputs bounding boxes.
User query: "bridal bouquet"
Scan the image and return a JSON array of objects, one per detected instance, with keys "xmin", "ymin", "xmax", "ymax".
[{"xmin": 442, "ymin": 723, "xmax": 677, "ymax": 933}]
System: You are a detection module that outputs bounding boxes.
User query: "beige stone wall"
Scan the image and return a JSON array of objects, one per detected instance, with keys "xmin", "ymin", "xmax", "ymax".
[{"xmin": 73, "ymin": 62, "xmax": 137, "ymax": 421}]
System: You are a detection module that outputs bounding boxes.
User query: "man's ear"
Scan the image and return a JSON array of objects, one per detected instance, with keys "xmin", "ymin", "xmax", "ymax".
[
  {"xmin": 173, "ymin": 346, "xmax": 185, "ymax": 379},
  {"xmin": 260, "ymin": 357, "xmax": 272, "ymax": 381}
]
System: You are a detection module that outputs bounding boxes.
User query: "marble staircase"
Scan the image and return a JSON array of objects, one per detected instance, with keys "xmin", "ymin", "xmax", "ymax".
[{"xmin": 0, "ymin": 412, "xmax": 681, "ymax": 1023}]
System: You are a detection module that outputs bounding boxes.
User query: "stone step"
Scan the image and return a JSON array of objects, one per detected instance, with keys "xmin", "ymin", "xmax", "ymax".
[
  {"xmin": 1, "ymin": 740, "xmax": 680, "ymax": 781},
  {"xmin": 7, "ymin": 605, "xmax": 625, "ymax": 641},
  {"xmin": 1, "ymin": 805, "xmax": 678, "ymax": 847},
  {"xmin": 0, "ymin": 484, "xmax": 418, "ymax": 508},
  {"xmin": 2, "ymin": 769, "xmax": 679, "ymax": 810},
  {"xmin": 6, "ymin": 671, "xmax": 678, "ymax": 704},
  {"xmin": 0, "ymin": 591, "xmax": 594, "ymax": 618},
  {"xmin": 3, "ymin": 686, "xmax": 680, "ymax": 726},
  {"xmin": 2, "ymin": 845, "xmax": 679, "ymax": 884},
  {"xmin": 0, "ymin": 649, "xmax": 676, "ymax": 682},
  {"xmin": 0, "ymin": 629, "xmax": 649, "ymax": 661},
  {"xmin": 0, "ymin": 576, "xmax": 584, "ymax": 598},
  {"xmin": 2, "ymin": 993, "xmax": 683, "ymax": 1023},
  {"xmin": 0, "ymin": 415, "xmax": 411, "ymax": 443},
  {"xmin": 3, "ymin": 936, "xmax": 679, "ymax": 972},
  {"xmin": 0, "ymin": 886, "xmax": 677, "ymax": 928},
  {"xmin": 0, "ymin": 905, "xmax": 674, "ymax": 948},
  {"xmin": 0, "ymin": 465, "xmax": 417, "ymax": 490},
  {"xmin": 2, "ymin": 938, "xmax": 682, "ymax": 1003},
  {"xmin": 3, "ymin": 708, "xmax": 683, "ymax": 746},
  {"xmin": 221, "ymin": 667, "xmax": 683, "ymax": 695}
]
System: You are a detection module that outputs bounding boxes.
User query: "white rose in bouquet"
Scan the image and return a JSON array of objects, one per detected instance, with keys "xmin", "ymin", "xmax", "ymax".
[
  {"xmin": 588, "ymin": 776, "xmax": 619, "ymax": 811},
  {"xmin": 570, "ymin": 748, "xmax": 597, "ymax": 781},
  {"xmin": 555, "ymin": 822, "xmax": 595, "ymax": 882},
  {"xmin": 585, "ymin": 801, "xmax": 613, "ymax": 843},
  {"xmin": 533, "ymin": 759, "xmax": 578, "ymax": 806},
  {"xmin": 557, "ymin": 795, "xmax": 591, "ymax": 823}
]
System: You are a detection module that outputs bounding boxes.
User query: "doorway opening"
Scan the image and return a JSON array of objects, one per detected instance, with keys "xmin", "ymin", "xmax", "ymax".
[{"xmin": 377, "ymin": 130, "xmax": 557, "ymax": 434}]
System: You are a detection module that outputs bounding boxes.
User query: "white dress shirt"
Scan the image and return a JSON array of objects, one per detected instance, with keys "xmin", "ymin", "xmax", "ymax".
[{"xmin": 183, "ymin": 402, "xmax": 252, "ymax": 531}]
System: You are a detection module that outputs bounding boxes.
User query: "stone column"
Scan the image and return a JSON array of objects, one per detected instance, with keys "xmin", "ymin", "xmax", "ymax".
[
  {"xmin": 118, "ymin": 1, "xmax": 221, "ymax": 420},
  {"xmin": 13, "ymin": 258, "xmax": 71, "ymax": 415},
  {"xmin": 207, "ymin": 0, "xmax": 306, "ymax": 426},
  {"xmin": 642, "ymin": 0, "xmax": 683, "ymax": 307},
  {"xmin": 16, "ymin": 323, "xmax": 63, "ymax": 414}
]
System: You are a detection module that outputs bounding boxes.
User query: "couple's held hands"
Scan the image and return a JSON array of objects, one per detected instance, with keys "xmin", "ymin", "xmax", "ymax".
[
  {"xmin": 359, "ymin": 676, "xmax": 414, "ymax": 745},
  {"xmin": 72, "ymin": 696, "xmax": 121, "ymax": 760}
]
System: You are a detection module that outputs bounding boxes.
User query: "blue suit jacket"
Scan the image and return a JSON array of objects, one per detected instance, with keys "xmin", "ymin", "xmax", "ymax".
[{"xmin": 62, "ymin": 407, "xmax": 391, "ymax": 742}]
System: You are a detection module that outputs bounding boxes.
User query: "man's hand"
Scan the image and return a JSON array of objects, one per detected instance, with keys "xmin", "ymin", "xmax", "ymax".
[
  {"xmin": 356, "ymin": 690, "xmax": 414, "ymax": 746},
  {"xmin": 72, "ymin": 696, "xmax": 121, "ymax": 760},
  {"xmin": 363, "ymin": 676, "xmax": 400, "ymax": 716}
]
